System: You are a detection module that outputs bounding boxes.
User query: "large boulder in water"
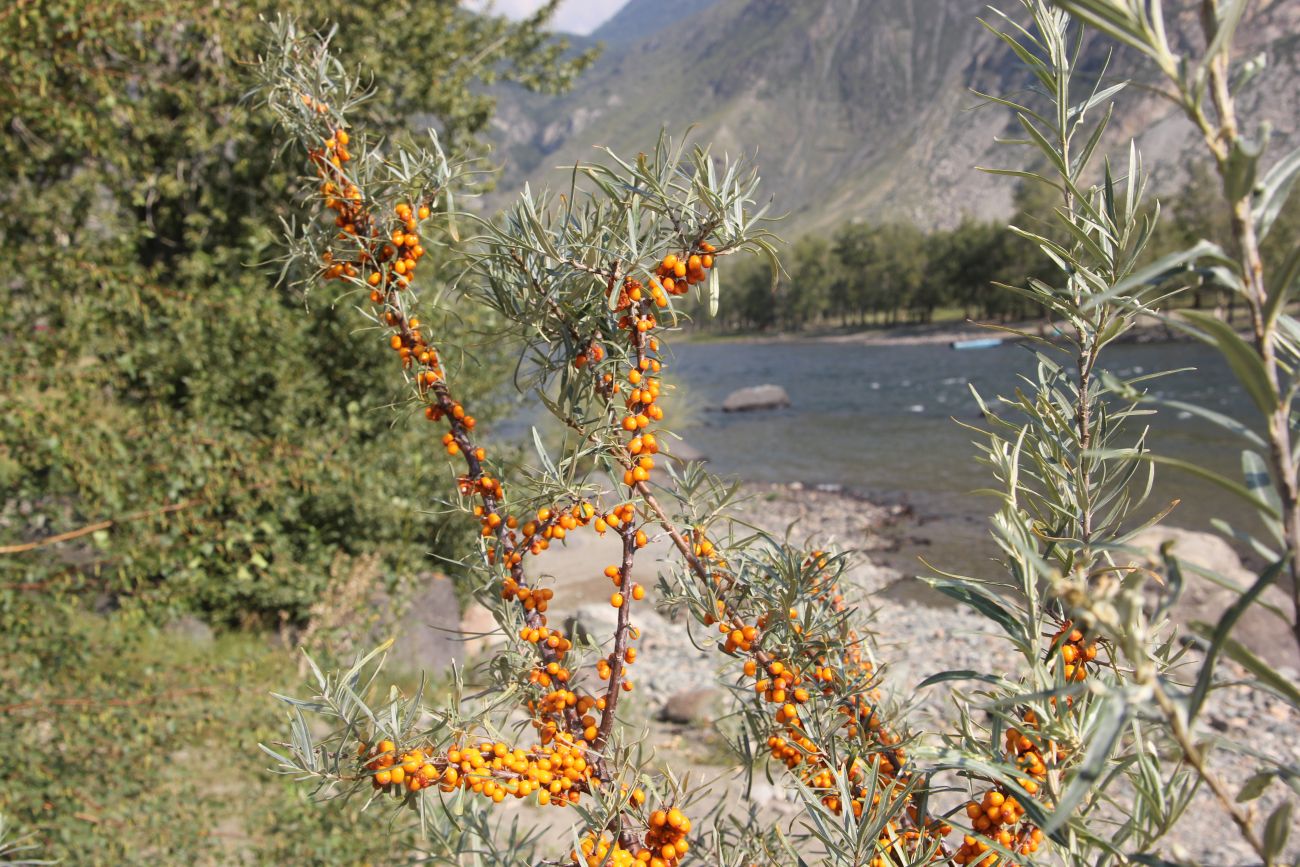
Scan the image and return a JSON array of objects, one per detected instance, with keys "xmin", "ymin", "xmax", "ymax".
[{"xmin": 722, "ymin": 384, "xmax": 790, "ymax": 412}]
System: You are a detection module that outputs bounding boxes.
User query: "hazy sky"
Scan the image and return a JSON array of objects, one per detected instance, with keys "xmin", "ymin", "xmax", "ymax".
[{"xmin": 474, "ymin": 0, "xmax": 629, "ymax": 34}]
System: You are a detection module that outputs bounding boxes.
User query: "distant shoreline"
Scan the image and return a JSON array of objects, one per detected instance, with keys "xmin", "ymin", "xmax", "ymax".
[{"xmin": 681, "ymin": 315, "xmax": 1197, "ymax": 348}]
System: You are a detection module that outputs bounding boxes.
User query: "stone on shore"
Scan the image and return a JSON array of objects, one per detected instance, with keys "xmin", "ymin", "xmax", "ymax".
[
  {"xmin": 656, "ymin": 687, "xmax": 724, "ymax": 724},
  {"xmin": 457, "ymin": 600, "xmax": 504, "ymax": 659},
  {"xmin": 1128, "ymin": 525, "xmax": 1298, "ymax": 669},
  {"xmin": 722, "ymin": 384, "xmax": 790, "ymax": 412},
  {"xmin": 393, "ymin": 575, "xmax": 467, "ymax": 670}
]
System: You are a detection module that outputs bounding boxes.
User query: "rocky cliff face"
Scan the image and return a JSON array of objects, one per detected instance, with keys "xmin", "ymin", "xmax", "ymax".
[{"xmin": 487, "ymin": 0, "xmax": 1299, "ymax": 234}]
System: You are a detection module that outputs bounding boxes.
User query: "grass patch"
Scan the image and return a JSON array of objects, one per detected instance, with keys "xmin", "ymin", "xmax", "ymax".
[{"xmin": 1, "ymin": 598, "xmax": 423, "ymax": 865}]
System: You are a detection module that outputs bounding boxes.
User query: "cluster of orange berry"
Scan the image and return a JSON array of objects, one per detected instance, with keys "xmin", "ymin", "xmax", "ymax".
[
  {"xmin": 433, "ymin": 399, "xmax": 476, "ymax": 439},
  {"xmin": 573, "ymin": 341, "xmax": 606, "ymax": 369},
  {"xmin": 953, "ymin": 620, "xmax": 1101, "ymax": 864},
  {"xmin": 505, "ymin": 580, "xmax": 559, "ymax": 619},
  {"xmin": 309, "ymin": 132, "xmax": 451, "ymax": 438},
  {"xmin": 643, "ymin": 807, "xmax": 692, "ymax": 864},
  {"xmin": 361, "ymin": 740, "xmax": 439, "ymax": 793},
  {"xmin": 617, "ymin": 359, "xmax": 665, "ymax": 484},
  {"xmin": 729, "ymin": 604, "xmax": 903, "ymax": 815},
  {"xmin": 595, "ymin": 637, "xmax": 641, "ymax": 680},
  {"xmin": 454, "ymin": 738, "xmax": 594, "ymax": 806},
  {"xmin": 312, "ymin": 129, "xmax": 359, "ymax": 246},
  {"xmin": 653, "ymin": 246, "xmax": 716, "ymax": 297},
  {"xmin": 1004, "ymin": 712, "xmax": 1061, "ymax": 781},
  {"xmin": 516, "ymin": 620, "xmax": 571, "ymax": 686},
  {"xmin": 504, "ymin": 575, "xmax": 605, "ymax": 736},
  {"xmin": 872, "ymin": 805, "xmax": 954, "ymax": 866},
  {"xmin": 525, "ymin": 662, "xmax": 599, "ymax": 732},
  {"xmin": 609, "ymin": 276, "xmax": 669, "ymax": 311},
  {"xmin": 609, "ymin": 246, "xmax": 721, "ymax": 495},
  {"xmin": 952, "ymin": 790, "xmax": 1044, "ymax": 865},
  {"xmin": 361, "ymin": 737, "xmax": 599, "ymax": 807},
  {"xmin": 300, "ymin": 92, "xmax": 331, "ymax": 116},
  {"xmin": 569, "ymin": 806, "xmax": 691, "ymax": 867},
  {"xmin": 1052, "ymin": 620, "xmax": 1098, "ymax": 681},
  {"xmin": 604, "ymin": 562, "xmax": 647, "ymax": 604},
  {"xmin": 571, "ymin": 834, "xmax": 639, "ymax": 867},
  {"xmin": 314, "ymin": 135, "xmax": 466, "ymax": 473},
  {"xmin": 806, "ymin": 560, "xmax": 906, "ymax": 761},
  {"xmin": 705, "ymin": 552, "xmax": 955, "ymax": 863}
]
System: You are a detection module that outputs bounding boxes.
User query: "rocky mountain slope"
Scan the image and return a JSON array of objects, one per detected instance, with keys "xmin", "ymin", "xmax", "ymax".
[{"xmin": 486, "ymin": 0, "xmax": 1299, "ymax": 234}]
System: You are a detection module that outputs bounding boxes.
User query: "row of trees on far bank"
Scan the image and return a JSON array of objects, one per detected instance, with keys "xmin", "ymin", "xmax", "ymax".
[{"xmin": 690, "ymin": 163, "xmax": 1298, "ymax": 332}]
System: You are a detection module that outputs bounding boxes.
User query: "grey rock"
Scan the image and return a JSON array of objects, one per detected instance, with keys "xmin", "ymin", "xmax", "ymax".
[
  {"xmin": 165, "ymin": 614, "xmax": 214, "ymax": 646},
  {"xmin": 1128, "ymin": 526, "xmax": 1299, "ymax": 669},
  {"xmin": 744, "ymin": 781, "xmax": 798, "ymax": 812},
  {"xmin": 663, "ymin": 439, "xmax": 707, "ymax": 464},
  {"xmin": 378, "ymin": 573, "xmax": 466, "ymax": 673},
  {"xmin": 457, "ymin": 601, "xmax": 503, "ymax": 660},
  {"xmin": 721, "ymin": 384, "xmax": 790, "ymax": 412},
  {"xmin": 656, "ymin": 687, "xmax": 723, "ymax": 724}
]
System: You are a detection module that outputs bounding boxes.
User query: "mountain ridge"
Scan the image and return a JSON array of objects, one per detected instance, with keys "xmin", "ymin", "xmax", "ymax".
[{"xmin": 487, "ymin": 0, "xmax": 1299, "ymax": 234}]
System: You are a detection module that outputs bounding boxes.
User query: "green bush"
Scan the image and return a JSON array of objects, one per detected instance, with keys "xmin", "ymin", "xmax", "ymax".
[{"xmin": 0, "ymin": 0, "xmax": 593, "ymax": 623}]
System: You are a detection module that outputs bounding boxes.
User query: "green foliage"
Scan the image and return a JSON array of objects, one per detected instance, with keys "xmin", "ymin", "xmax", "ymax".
[
  {"xmin": 684, "ymin": 200, "xmax": 1086, "ymax": 332},
  {"xmin": 929, "ymin": 2, "xmax": 1300, "ymax": 864},
  {"xmin": 0, "ymin": 593, "xmax": 424, "ymax": 865},
  {"xmin": 1, "ymin": 7, "xmax": 592, "ymax": 862},
  {"xmin": 0, "ymin": 0, "xmax": 594, "ymax": 624},
  {"xmin": 687, "ymin": 164, "xmax": 1295, "ymax": 335}
]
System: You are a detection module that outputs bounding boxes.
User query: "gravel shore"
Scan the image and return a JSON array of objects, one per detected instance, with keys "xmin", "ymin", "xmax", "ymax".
[
  {"xmin": 430, "ymin": 480, "xmax": 1300, "ymax": 862},
  {"xmin": 737, "ymin": 482, "xmax": 1300, "ymax": 865},
  {"xmin": 527, "ymin": 481, "xmax": 1300, "ymax": 864}
]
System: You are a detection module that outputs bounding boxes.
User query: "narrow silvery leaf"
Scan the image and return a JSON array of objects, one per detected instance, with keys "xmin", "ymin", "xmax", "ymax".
[
  {"xmin": 1204, "ymin": 0, "xmax": 1249, "ymax": 68},
  {"xmin": 1043, "ymin": 694, "xmax": 1128, "ymax": 835},
  {"xmin": 1223, "ymin": 132, "xmax": 1264, "ymax": 203},
  {"xmin": 1263, "ymin": 799, "xmax": 1292, "ymax": 862},
  {"xmin": 1188, "ymin": 558, "xmax": 1287, "ymax": 719},
  {"xmin": 1188, "ymin": 622, "xmax": 1300, "ymax": 710},
  {"xmin": 1254, "ymin": 144, "xmax": 1300, "ymax": 240},
  {"xmin": 1177, "ymin": 310, "xmax": 1278, "ymax": 415},
  {"xmin": 1264, "ymin": 245, "xmax": 1299, "ymax": 326},
  {"xmin": 707, "ymin": 264, "xmax": 720, "ymax": 318}
]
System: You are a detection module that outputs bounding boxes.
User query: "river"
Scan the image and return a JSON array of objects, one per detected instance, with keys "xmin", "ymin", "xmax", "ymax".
[
  {"xmin": 498, "ymin": 335, "xmax": 1256, "ymax": 578},
  {"xmin": 662, "ymin": 337, "xmax": 1255, "ymax": 577}
]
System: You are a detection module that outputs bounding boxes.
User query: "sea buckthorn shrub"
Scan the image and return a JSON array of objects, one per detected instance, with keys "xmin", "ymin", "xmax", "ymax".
[
  {"xmin": 254, "ymin": 4, "xmax": 1299, "ymax": 866},
  {"xmin": 254, "ymin": 20, "xmax": 964, "ymax": 866},
  {"xmin": 922, "ymin": 3, "xmax": 1300, "ymax": 866}
]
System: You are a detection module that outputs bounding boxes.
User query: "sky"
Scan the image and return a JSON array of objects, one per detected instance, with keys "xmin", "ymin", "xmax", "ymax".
[{"xmin": 472, "ymin": 0, "xmax": 629, "ymax": 34}]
